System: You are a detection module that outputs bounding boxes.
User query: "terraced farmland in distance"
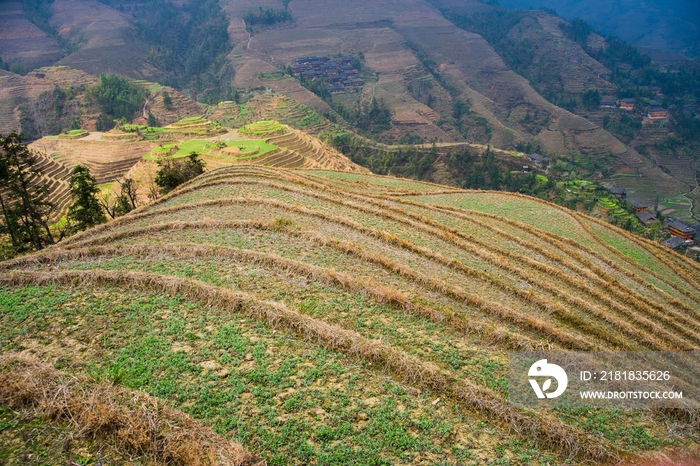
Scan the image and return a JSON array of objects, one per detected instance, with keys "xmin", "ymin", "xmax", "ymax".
[
  {"xmin": 2, "ymin": 165, "xmax": 700, "ymax": 464},
  {"xmin": 249, "ymin": 125, "xmax": 366, "ymax": 172}
]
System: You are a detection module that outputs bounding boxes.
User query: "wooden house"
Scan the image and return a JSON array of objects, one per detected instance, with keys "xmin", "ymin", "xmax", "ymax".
[
  {"xmin": 609, "ymin": 187, "xmax": 627, "ymax": 199},
  {"xmin": 618, "ymin": 98, "xmax": 635, "ymax": 110},
  {"xmin": 599, "ymin": 97, "xmax": 617, "ymax": 108},
  {"xmin": 662, "ymin": 236, "xmax": 685, "ymax": 249},
  {"xmin": 667, "ymin": 220, "xmax": 695, "ymax": 240},
  {"xmin": 636, "ymin": 210, "xmax": 657, "ymax": 225},
  {"xmin": 629, "ymin": 198, "xmax": 649, "ymax": 213},
  {"xmin": 646, "ymin": 106, "xmax": 668, "ymax": 119}
]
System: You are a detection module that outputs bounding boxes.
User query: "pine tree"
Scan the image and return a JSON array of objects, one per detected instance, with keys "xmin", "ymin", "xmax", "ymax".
[
  {"xmin": 0, "ymin": 131, "xmax": 56, "ymax": 253},
  {"xmin": 147, "ymin": 112, "xmax": 158, "ymax": 127},
  {"xmin": 162, "ymin": 91, "xmax": 173, "ymax": 109},
  {"xmin": 67, "ymin": 165, "xmax": 106, "ymax": 233}
]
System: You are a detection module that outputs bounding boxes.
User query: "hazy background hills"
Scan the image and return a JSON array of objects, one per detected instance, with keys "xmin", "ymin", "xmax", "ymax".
[
  {"xmin": 0, "ymin": 0, "xmax": 698, "ymax": 220},
  {"xmin": 497, "ymin": 0, "xmax": 700, "ymax": 57}
]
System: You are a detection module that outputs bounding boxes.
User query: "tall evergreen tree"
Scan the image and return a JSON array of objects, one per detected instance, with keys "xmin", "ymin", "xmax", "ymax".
[
  {"xmin": 67, "ymin": 165, "xmax": 106, "ymax": 233},
  {"xmin": 0, "ymin": 131, "xmax": 55, "ymax": 253}
]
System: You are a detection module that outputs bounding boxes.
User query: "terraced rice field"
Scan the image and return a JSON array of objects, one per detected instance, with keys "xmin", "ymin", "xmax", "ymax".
[
  {"xmin": 237, "ymin": 124, "xmax": 367, "ymax": 172},
  {"xmin": 1, "ymin": 166, "xmax": 699, "ymax": 464}
]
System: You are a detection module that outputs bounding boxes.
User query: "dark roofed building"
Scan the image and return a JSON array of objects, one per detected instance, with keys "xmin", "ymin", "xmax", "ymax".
[
  {"xmin": 629, "ymin": 198, "xmax": 649, "ymax": 213},
  {"xmin": 600, "ymin": 97, "xmax": 617, "ymax": 108},
  {"xmin": 667, "ymin": 220, "xmax": 695, "ymax": 240},
  {"xmin": 646, "ymin": 106, "xmax": 668, "ymax": 119},
  {"xmin": 636, "ymin": 211, "xmax": 657, "ymax": 225},
  {"xmin": 528, "ymin": 153, "xmax": 546, "ymax": 166},
  {"xmin": 662, "ymin": 236, "xmax": 685, "ymax": 250},
  {"xmin": 293, "ymin": 55, "xmax": 364, "ymax": 92},
  {"xmin": 619, "ymin": 98, "xmax": 636, "ymax": 110},
  {"xmin": 649, "ymin": 86, "xmax": 662, "ymax": 94},
  {"xmin": 691, "ymin": 223, "xmax": 700, "ymax": 241},
  {"xmin": 609, "ymin": 187, "xmax": 627, "ymax": 199}
]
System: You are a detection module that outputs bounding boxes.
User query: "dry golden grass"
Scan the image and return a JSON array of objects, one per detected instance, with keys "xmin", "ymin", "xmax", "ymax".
[{"xmin": 0, "ymin": 353, "xmax": 264, "ymax": 466}]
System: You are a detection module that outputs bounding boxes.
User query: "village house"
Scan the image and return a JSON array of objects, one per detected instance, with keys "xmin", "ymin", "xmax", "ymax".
[
  {"xmin": 691, "ymin": 223, "xmax": 700, "ymax": 241},
  {"xmin": 636, "ymin": 210, "xmax": 658, "ymax": 226},
  {"xmin": 644, "ymin": 105, "xmax": 669, "ymax": 123},
  {"xmin": 528, "ymin": 153, "xmax": 546, "ymax": 167},
  {"xmin": 628, "ymin": 198, "xmax": 649, "ymax": 213},
  {"xmin": 667, "ymin": 220, "xmax": 695, "ymax": 240},
  {"xmin": 609, "ymin": 187, "xmax": 627, "ymax": 199},
  {"xmin": 293, "ymin": 55, "xmax": 362, "ymax": 93},
  {"xmin": 662, "ymin": 236, "xmax": 685, "ymax": 250},
  {"xmin": 618, "ymin": 98, "xmax": 635, "ymax": 110},
  {"xmin": 599, "ymin": 97, "xmax": 617, "ymax": 108},
  {"xmin": 648, "ymin": 86, "xmax": 662, "ymax": 95}
]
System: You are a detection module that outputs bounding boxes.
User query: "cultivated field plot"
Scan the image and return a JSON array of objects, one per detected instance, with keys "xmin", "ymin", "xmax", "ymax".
[{"xmin": 2, "ymin": 165, "xmax": 699, "ymax": 465}]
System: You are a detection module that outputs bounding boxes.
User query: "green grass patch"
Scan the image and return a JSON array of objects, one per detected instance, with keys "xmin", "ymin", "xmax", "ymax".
[
  {"xmin": 171, "ymin": 116, "xmax": 208, "ymax": 126},
  {"xmin": 143, "ymin": 139, "xmax": 276, "ymax": 161},
  {"xmin": 240, "ymin": 120, "xmax": 285, "ymax": 136},
  {"xmin": 0, "ymin": 285, "xmax": 530, "ymax": 465},
  {"xmin": 58, "ymin": 129, "xmax": 88, "ymax": 139},
  {"xmin": 152, "ymin": 143, "xmax": 177, "ymax": 154}
]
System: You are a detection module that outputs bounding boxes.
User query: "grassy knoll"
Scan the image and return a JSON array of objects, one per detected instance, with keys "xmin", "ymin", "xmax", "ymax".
[
  {"xmin": 58, "ymin": 129, "xmax": 89, "ymax": 139},
  {"xmin": 239, "ymin": 121, "xmax": 286, "ymax": 136},
  {"xmin": 144, "ymin": 139, "xmax": 277, "ymax": 161},
  {"xmin": 2, "ymin": 165, "xmax": 699, "ymax": 464},
  {"xmin": 119, "ymin": 117, "xmax": 226, "ymax": 140}
]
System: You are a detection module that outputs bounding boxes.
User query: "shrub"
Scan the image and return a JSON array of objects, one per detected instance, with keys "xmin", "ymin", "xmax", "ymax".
[{"xmin": 155, "ymin": 152, "xmax": 205, "ymax": 193}]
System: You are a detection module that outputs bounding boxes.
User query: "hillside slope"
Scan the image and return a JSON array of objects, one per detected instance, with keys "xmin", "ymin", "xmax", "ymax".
[
  {"xmin": 498, "ymin": 0, "xmax": 700, "ymax": 57},
  {"xmin": 2, "ymin": 165, "xmax": 699, "ymax": 464}
]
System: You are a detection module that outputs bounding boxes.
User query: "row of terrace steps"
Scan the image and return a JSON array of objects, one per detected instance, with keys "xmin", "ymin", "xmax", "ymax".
[
  {"xmin": 250, "ymin": 148, "xmax": 297, "ymax": 167},
  {"xmin": 29, "ymin": 152, "xmax": 73, "ymax": 217},
  {"xmin": 654, "ymin": 156, "xmax": 698, "ymax": 186},
  {"xmin": 261, "ymin": 150, "xmax": 305, "ymax": 169},
  {"xmin": 266, "ymin": 132, "xmax": 318, "ymax": 163},
  {"xmin": 88, "ymin": 157, "xmax": 144, "ymax": 185}
]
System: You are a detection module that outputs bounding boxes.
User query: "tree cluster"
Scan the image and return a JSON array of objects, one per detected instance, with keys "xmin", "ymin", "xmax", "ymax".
[
  {"xmin": 19, "ymin": 85, "xmax": 83, "ymax": 141},
  {"xmin": 154, "ymin": 153, "xmax": 205, "ymax": 193},
  {"xmin": 134, "ymin": 0, "xmax": 235, "ymax": 103},
  {"xmin": 86, "ymin": 74, "xmax": 146, "ymax": 131},
  {"xmin": 243, "ymin": 7, "xmax": 292, "ymax": 29}
]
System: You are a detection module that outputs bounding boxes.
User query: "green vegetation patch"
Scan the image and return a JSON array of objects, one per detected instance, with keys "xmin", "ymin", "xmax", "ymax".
[
  {"xmin": 58, "ymin": 129, "xmax": 89, "ymax": 139},
  {"xmin": 0, "ymin": 285, "xmax": 531, "ymax": 465},
  {"xmin": 144, "ymin": 139, "xmax": 276, "ymax": 161},
  {"xmin": 239, "ymin": 121, "xmax": 285, "ymax": 136},
  {"xmin": 170, "ymin": 116, "xmax": 208, "ymax": 127}
]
